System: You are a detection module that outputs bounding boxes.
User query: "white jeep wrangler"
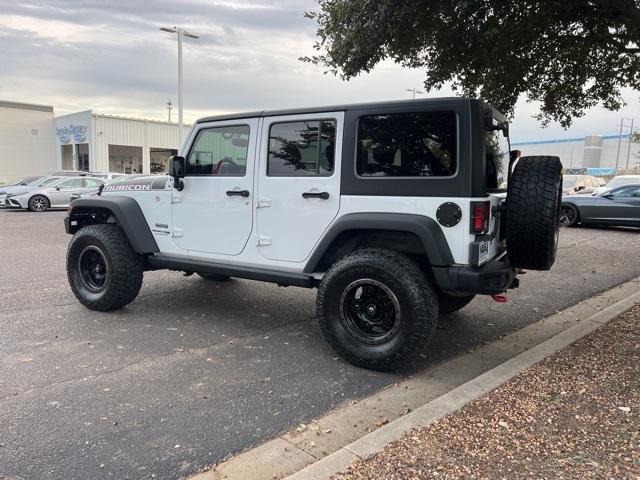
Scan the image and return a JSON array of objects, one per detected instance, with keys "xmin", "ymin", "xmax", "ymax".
[{"xmin": 65, "ymin": 98, "xmax": 562, "ymax": 371}]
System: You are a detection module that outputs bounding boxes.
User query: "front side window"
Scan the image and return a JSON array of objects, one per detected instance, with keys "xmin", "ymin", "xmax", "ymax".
[
  {"xmin": 59, "ymin": 178, "xmax": 84, "ymax": 188},
  {"xmin": 85, "ymin": 178, "xmax": 105, "ymax": 187},
  {"xmin": 356, "ymin": 111, "xmax": 457, "ymax": 177},
  {"xmin": 187, "ymin": 125, "xmax": 250, "ymax": 176},
  {"xmin": 268, "ymin": 120, "xmax": 336, "ymax": 176}
]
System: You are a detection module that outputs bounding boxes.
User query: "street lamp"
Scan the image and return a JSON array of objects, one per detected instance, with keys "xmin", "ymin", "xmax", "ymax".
[
  {"xmin": 405, "ymin": 87, "xmax": 424, "ymax": 99},
  {"xmin": 160, "ymin": 26, "xmax": 199, "ymax": 148}
]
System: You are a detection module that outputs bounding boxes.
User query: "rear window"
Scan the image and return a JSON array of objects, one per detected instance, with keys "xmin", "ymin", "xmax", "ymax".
[
  {"xmin": 485, "ymin": 119, "xmax": 509, "ymax": 189},
  {"xmin": 356, "ymin": 111, "xmax": 457, "ymax": 177}
]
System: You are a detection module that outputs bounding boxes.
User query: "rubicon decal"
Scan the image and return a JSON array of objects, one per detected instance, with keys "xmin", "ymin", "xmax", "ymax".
[
  {"xmin": 103, "ymin": 184, "xmax": 152, "ymax": 192},
  {"xmin": 102, "ymin": 177, "xmax": 169, "ymax": 192}
]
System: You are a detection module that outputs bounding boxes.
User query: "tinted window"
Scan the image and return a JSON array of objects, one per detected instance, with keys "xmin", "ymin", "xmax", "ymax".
[
  {"xmin": 611, "ymin": 186, "xmax": 640, "ymax": 197},
  {"xmin": 357, "ymin": 112, "xmax": 456, "ymax": 177},
  {"xmin": 268, "ymin": 120, "xmax": 336, "ymax": 176},
  {"xmin": 187, "ymin": 125, "xmax": 250, "ymax": 176}
]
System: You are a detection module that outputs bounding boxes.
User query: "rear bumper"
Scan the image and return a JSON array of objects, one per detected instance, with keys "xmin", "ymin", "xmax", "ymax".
[{"xmin": 433, "ymin": 254, "xmax": 517, "ymax": 295}]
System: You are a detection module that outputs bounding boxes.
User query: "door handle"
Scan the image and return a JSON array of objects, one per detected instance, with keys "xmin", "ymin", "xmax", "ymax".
[
  {"xmin": 302, "ymin": 191, "xmax": 330, "ymax": 200},
  {"xmin": 226, "ymin": 190, "xmax": 250, "ymax": 197}
]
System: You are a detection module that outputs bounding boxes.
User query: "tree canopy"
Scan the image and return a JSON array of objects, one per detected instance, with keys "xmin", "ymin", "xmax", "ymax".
[{"xmin": 302, "ymin": 1, "xmax": 640, "ymax": 127}]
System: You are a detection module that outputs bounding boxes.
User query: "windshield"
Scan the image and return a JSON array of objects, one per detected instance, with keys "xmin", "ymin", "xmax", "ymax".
[
  {"xmin": 38, "ymin": 177, "xmax": 61, "ymax": 187},
  {"xmin": 563, "ymin": 176, "xmax": 577, "ymax": 189},
  {"xmin": 607, "ymin": 176, "xmax": 640, "ymax": 188}
]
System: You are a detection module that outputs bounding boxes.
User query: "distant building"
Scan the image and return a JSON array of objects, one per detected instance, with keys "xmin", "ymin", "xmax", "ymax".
[
  {"xmin": 54, "ymin": 111, "xmax": 190, "ymax": 175},
  {"xmin": 0, "ymin": 100, "xmax": 56, "ymax": 184},
  {"xmin": 513, "ymin": 134, "xmax": 639, "ymax": 174},
  {"xmin": 1, "ymin": 100, "xmax": 191, "ymax": 184}
]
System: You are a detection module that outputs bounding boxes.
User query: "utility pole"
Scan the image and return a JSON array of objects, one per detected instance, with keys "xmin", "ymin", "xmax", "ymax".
[
  {"xmin": 615, "ymin": 118, "xmax": 633, "ymax": 174},
  {"xmin": 624, "ymin": 119, "xmax": 635, "ymax": 174},
  {"xmin": 160, "ymin": 26, "xmax": 199, "ymax": 149},
  {"xmin": 405, "ymin": 87, "xmax": 424, "ymax": 99},
  {"xmin": 167, "ymin": 99, "xmax": 173, "ymax": 123}
]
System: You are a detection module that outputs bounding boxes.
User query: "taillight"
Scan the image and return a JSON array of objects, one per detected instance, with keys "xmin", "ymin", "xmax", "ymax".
[{"xmin": 470, "ymin": 201, "xmax": 491, "ymax": 234}]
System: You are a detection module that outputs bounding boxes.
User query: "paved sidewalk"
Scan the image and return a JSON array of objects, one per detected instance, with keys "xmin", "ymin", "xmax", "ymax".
[{"xmin": 334, "ymin": 304, "xmax": 640, "ymax": 480}]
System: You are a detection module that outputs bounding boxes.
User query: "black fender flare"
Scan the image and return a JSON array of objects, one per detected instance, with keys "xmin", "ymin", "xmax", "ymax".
[
  {"xmin": 304, "ymin": 213, "xmax": 455, "ymax": 273},
  {"xmin": 66, "ymin": 196, "xmax": 159, "ymax": 253}
]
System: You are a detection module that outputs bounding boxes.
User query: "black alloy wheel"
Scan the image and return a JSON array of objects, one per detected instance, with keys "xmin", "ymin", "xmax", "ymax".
[{"xmin": 340, "ymin": 279, "xmax": 401, "ymax": 344}]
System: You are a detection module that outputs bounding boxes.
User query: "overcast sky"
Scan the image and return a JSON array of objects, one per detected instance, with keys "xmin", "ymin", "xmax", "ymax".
[{"xmin": 0, "ymin": 0, "xmax": 638, "ymax": 142}]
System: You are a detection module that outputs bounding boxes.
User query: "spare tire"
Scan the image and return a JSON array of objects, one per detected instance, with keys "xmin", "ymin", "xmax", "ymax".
[{"xmin": 505, "ymin": 156, "xmax": 562, "ymax": 270}]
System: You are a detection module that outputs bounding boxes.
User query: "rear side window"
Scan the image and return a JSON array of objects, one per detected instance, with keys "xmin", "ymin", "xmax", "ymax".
[
  {"xmin": 187, "ymin": 125, "xmax": 250, "ymax": 176},
  {"xmin": 356, "ymin": 111, "xmax": 457, "ymax": 177},
  {"xmin": 268, "ymin": 120, "xmax": 336, "ymax": 176}
]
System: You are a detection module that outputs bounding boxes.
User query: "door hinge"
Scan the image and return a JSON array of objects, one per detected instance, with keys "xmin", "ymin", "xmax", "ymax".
[
  {"xmin": 257, "ymin": 198, "xmax": 272, "ymax": 208},
  {"xmin": 172, "ymin": 227, "xmax": 184, "ymax": 238},
  {"xmin": 257, "ymin": 236, "xmax": 272, "ymax": 246}
]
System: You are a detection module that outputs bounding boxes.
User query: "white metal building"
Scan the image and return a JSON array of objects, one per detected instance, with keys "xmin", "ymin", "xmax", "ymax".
[
  {"xmin": 55, "ymin": 111, "xmax": 191, "ymax": 175},
  {"xmin": 513, "ymin": 133, "xmax": 639, "ymax": 173},
  {"xmin": 0, "ymin": 100, "xmax": 56, "ymax": 184}
]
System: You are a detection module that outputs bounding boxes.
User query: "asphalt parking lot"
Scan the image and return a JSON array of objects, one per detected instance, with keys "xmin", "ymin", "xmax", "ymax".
[{"xmin": 0, "ymin": 209, "xmax": 639, "ymax": 480}]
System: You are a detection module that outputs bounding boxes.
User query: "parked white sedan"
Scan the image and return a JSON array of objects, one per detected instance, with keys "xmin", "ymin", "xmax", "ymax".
[{"xmin": 5, "ymin": 177, "xmax": 106, "ymax": 212}]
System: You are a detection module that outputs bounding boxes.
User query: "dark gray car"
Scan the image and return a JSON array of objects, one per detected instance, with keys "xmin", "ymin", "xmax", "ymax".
[{"xmin": 561, "ymin": 184, "xmax": 640, "ymax": 227}]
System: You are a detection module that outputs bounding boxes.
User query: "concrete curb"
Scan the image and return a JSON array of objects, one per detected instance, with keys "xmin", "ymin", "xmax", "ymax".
[
  {"xmin": 188, "ymin": 277, "xmax": 640, "ymax": 480},
  {"xmin": 285, "ymin": 288, "xmax": 640, "ymax": 480}
]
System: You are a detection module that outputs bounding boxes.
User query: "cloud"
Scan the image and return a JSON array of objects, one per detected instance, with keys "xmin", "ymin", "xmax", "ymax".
[{"xmin": 0, "ymin": 0, "xmax": 637, "ymax": 141}]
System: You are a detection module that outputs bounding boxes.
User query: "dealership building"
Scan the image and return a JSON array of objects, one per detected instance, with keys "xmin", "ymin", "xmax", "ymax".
[{"xmin": 1, "ymin": 100, "xmax": 190, "ymax": 183}]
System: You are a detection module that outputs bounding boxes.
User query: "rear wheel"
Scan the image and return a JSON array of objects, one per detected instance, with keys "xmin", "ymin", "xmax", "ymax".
[
  {"xmin": 197, "ymin": 272, "xmax": 231, "ymax": 282},
  {"xmin": 317, "ymin": 248, "xmax": 438, "ymax": 371},
  {"xmin": 67, "ymin": 224, "xmax": 143, "ymax": 311},
  {"xmin": 28, "ymin": 195, "xmax": 49, "ymax": 212},
  {"xmin": 506, "ymin": 156, "xmax": 563, "ymax": 270},
  {"xmin": 560, "ymin": 204, "xmax": 579, "ymax": 227},
  {"xmin": 438, "ymin": 293, "xmax": 475, "ymax": 315}
]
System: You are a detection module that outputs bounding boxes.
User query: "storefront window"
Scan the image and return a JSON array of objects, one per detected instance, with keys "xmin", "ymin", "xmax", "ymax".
[
  {"xmin": 150, "ymin": 148, "xmax": 178, "ymax": 174},
  {"xmin": 108, "ymin": 145, "xmax": 143, "ymax": 174}
]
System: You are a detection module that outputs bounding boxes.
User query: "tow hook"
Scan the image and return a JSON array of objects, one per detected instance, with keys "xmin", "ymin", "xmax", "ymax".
[{"xmin": 491, "ymin": 294, "xmax": 508, "ymax": 303}]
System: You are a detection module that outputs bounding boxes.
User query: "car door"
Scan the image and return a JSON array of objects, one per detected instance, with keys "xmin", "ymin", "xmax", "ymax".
[
  {"xmin": 593, "ymin": 186, "xmax": 640, "ymax": 224},
  {"xmin": 171, "ymin": 120, "xmax": 258, "ymax": 256},
  {"xmin": 48, "ymin": 178, "xmax": 84, "ymax": 206},
  {"xmin": 256, "ymin": 113, "xmax": 342, "ymax": 263}
]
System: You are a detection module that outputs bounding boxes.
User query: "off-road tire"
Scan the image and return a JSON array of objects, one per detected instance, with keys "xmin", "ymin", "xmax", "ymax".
[
  {"xmin": 317, "ymin": 248, "xmax": 438, "ymax": 371},
  {"xmin": 560, "ymin": 203, "xmax": 580, "ymax": 227},
  {"xmin": 438, "ymin": 293, "xmax": 475, "ymax": 315},
  {"xmin": 67, "ymin": 224, "xmax": 143, "ymax": 311},
  {"xmin": 197, "ymin": 273, "xmax": 231, "ymax": 282},
  {"xmin": 28, "ymin": 195, "xmax": 50, "ymax": 212},
  {"xmin": 506, "ymin": 156, "xmax": 562, "ymax": 270}
]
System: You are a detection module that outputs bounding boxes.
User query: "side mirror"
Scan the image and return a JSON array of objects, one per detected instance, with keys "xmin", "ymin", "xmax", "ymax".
[
  {"xmin": 577, "ymin": 185, "xmax": 585, "ymax": 191},
  {"xmin": 171, "ymin": 156, "xmax": 185, "ymax": 178},
  {"xmin": 603, "ymin": 193, "xmax": 614, "ymax": 200},
  {"xmin": 170, "ymin": 155, "xmax": 185, "ymax": 191},
  {"xmin": 55, "ymin": 187, "xmax": 61, "ymax": 191}
]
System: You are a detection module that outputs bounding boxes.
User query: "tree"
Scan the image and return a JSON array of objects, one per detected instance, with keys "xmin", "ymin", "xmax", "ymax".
[{"xmin": 302, "ymin": 1, "xmax": 640, "ymax": 127}]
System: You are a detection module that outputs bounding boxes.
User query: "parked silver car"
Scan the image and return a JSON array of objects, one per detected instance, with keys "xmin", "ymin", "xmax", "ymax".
[
  {"xmin": 561, "ymin": 184, "xmax": 640, "ymax": 227},
  {"xmin": 5, "ymin": 176, "xmax": 106, "ymax": 212},
  {"xmin": 0, "ymin": 176, "xmax": 47, "ymax": 206}
]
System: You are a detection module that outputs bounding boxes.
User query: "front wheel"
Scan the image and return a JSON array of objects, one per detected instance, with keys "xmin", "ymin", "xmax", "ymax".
[
  {"xmin": 29, "ymin": 195, "xmax": 49, "ymax": 212},
  {"xmin": 67, "ymin": 224, "xmax": 143, "ymax": 311},
  {"xmin": 560, "ymin": 204, "xmax": 579, "ymax": 227},
  {"xmin": 317, "ymin": 249, "xmax": 438, "ymax": 371}
]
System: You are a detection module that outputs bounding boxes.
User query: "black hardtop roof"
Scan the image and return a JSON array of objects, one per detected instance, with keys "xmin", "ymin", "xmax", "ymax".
[{"xmin": 196, "ymin": 97, "xmax": 498, "ymax": 124}]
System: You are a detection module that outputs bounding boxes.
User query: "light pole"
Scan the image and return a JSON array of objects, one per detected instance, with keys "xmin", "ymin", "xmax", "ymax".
[
  {"xmin": 166, "ymin": 99, "xmax": 173, "ymax": 123},
  {"xmin": 405, "ymin": 87, "xmax": 424, "ymax": 99},
  {"xmin": 160, "ymin": 26, "xmax": 199, "ymax": 149}
]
